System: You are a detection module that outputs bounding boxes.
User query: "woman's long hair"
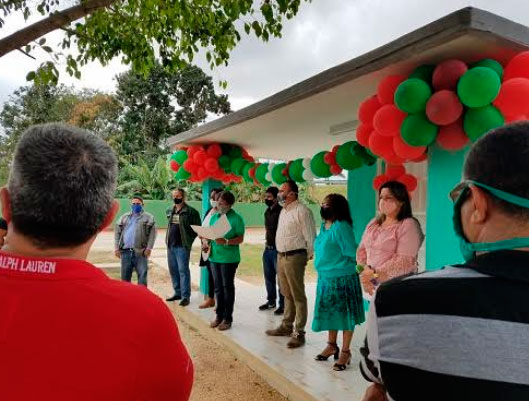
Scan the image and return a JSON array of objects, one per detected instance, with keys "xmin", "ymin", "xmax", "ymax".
[
  {"xmin": 324, "ymin": 193, "xmax": 353, "ymax": 225},
  {"xmin": 376, "ymin": 181, "xmax": 413, "ymax": 225}
]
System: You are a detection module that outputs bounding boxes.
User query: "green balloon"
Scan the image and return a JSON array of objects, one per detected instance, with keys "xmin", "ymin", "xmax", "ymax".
[
  {"xmin": 218, "ymin": 155, "xmax": 230, "ymax": 170},
  {"xmin": 394, "ymin": 78, "xmax": 432, "ymax": 113},
  {"xmin": 288, "ymin": 159, "xmax": 305, "ymax": 183},
  {"xmin": 401, "ymin": 113, "xmax": 439, "ymax": 146},
  {"xmin": 230, "ymin": 158, "xmax": 247, "ymax": 175},
  {"xmin": 310, "ymin": 151, "xmax": 332, "ymax": 178},
  {"xmin": 272, "ymin": 163, "xmax": 287, "ymax": 184},
  {"xmin": 463, "ymin": 105, "xmax": 504, "ymax": 142},
  {"xmin": 352, "ymin": 142, "xmax": 377, "ymax": 166},
  {"xmin": 471, "ymin": 59, "xmax": 503, "ymax": 80},
  {"xmin": 242, "ymin": 163, "xmax": 254, "ymax": 183},
  {"xmin": 409, "ymin": 64, "xmax": 435, "ymax": 85},
  {"xmin": 336, "ymin": 141, "xmax": 363, "ymax": 170},
  {"xmin": 255, "ymin": 163, "xmax": 271, "ymax": 186},
  {"xmin": 457, "ymin": 67, "xmax": 501, "ymax": 108},
  {"xmin": 175, "ymin": 168, "xmax": 191, "ymax": 180},
  {"xmin": 229, "ymin": 146, "xmax": 243, "ymax": 159},
  {"xmin": 171, "ymin": 150, "xmax": 188, "ymax": 164}
]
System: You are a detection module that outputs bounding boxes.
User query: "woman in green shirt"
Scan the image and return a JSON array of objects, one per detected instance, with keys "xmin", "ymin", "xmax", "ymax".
[
  {"xmin": 208, "ymin": 191, "xmax": 245, "ymax": 331},
  {"xmin": 312, "ymin": 194, "xmax": 365, "ymax": 371}
]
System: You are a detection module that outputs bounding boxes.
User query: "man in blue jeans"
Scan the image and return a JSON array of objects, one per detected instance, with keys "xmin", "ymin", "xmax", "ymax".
[
  {"xmin": 259, "ymin": 187, "xmax": 284, "ymax": 315},
  {"xmin": 166, "ymin": 189, "xmax": 201, "ymax": 306},
  {"xmin": 115, "ymin": 195, "xmax": 157, "ymax": 286}
]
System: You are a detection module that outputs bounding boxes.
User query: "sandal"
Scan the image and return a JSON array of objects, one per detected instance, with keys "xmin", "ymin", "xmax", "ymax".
[
  {"xmin": 333, "ymin": 349, "xmax": 351, "ymax": 371},
  {"xmin": 315, "ymin": 342, "xmax": 340, "ymax": 361}
]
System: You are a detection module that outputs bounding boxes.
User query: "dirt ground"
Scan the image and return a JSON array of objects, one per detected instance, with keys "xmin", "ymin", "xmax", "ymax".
[{"xmin": 102, "ymin": 264, "xmax": 288, "ymax": 401}]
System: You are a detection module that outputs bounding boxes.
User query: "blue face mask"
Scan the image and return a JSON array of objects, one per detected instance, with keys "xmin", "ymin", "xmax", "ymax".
[
  {"xmin": 452, "ymin": 180, "xmax": 529, "ymax": 261},
  {"xmin": 131, "ymin": 204, "xmax": 143, "ymax": 214}
]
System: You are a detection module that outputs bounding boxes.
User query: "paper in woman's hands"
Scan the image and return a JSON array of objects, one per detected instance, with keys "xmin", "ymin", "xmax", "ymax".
[{"xmin": 191, "ymin": 214, "xmax": 231, "ymax": 240}]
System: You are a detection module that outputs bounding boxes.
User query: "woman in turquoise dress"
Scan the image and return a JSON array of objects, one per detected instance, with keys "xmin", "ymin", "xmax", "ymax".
[{"xmin": 312, "ymin": 193, "xmax": 365, "ymax": 371}]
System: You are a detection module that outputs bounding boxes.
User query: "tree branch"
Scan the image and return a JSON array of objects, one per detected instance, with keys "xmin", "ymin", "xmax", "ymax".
[
  {"xmin": 17, "ymin": 47, "xmax": 36, "ymax": 59},
  {"xmin": 0, "ymin": 0, "xmax": 119, "ymax": 58}
]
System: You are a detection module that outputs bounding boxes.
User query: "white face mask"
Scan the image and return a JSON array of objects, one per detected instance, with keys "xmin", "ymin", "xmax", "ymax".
[{"xmin": 210, "ymin": 200, "xmax": 217, "ymax": 208}]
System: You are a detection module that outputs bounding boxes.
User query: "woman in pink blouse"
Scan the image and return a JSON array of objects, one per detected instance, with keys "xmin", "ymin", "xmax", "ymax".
[{"xmin": 357, "ymin": 181, "xmax": 424, "ymax": 295}]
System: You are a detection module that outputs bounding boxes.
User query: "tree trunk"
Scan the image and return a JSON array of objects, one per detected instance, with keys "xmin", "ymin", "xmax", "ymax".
[{"xmin": 0, "ymin": 0, "xmax": 117, "ymax": 58}]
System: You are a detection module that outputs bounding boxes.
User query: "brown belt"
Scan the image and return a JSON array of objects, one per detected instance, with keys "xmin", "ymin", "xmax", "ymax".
[{"xmin": 278, "ymin": 249, "xmax": 307, "ymax": 257}]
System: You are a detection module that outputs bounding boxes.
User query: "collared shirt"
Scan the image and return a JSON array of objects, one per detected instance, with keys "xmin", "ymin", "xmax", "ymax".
[
  {"xmin": 360, "ymin": 250, "xmax": 529, "ymax": 401},
  {"xmin": 0, "ymin": 250, "xmax": 193, "ymax": 401},
  {"xmin": 275, "ymin": 200, "xmax": 316, "ymax": 257},
  {"xmin": 123, "ymin": 212, "xmax": 140, "ymax": 249},
  {"xmin": 264, "ymin": 203, "xmax": 282, "ymax": 247}
]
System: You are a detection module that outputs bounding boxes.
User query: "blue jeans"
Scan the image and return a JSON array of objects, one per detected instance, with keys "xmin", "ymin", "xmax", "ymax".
[
  {"xmin": 210, "ymin": 262, "xmax": 238, "ymax": 323},
  {"xmin": 263, "ymin": 248, "xmax": 284, "ymax": 308},
  {"xmin": 167, "ymin": 246, "xmax": 191, "ymax": 300},
  {"xmin": 120, "ymin": 250, "xmax": 148, "ymax": 286}
]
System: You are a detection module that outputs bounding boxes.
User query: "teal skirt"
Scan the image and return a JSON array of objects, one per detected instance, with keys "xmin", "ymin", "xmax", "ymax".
[
  {"xmin": 199, "ymin": 266, "xmax": 209, "ymax": 295},
  {"xmin": 312, "ymin": 273, "xmax": 366, "ymax": 332}
]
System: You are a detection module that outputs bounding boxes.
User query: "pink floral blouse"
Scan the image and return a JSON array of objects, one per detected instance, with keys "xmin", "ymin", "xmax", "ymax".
[{"xmin": 356, "ymin": 217, "xmax": 424, "ymax": 282}]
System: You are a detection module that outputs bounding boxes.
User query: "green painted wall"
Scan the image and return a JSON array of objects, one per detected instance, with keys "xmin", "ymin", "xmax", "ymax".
[
  {"xmin": 347, "ymin": 165, "xmax": 377, "ymax": 244},
  {"xmin": 425, "ymin": 144, "xmax": 468, "ymax": 270},
  {"xmin": 113, "ymin": 198, "xmax": 320, "ymax": 228}
]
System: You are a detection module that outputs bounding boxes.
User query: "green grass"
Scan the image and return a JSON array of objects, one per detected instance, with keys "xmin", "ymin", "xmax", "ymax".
[{"xmin": 191, "ymin": 243, "xmax": 317, "ymax": 284}]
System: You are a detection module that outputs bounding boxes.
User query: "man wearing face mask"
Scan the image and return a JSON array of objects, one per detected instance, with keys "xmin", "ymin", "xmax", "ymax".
[
  {"xmin": 266, "ymin": 180, "xmax": 316, "ymax": 348},
  {"xmin": 115, "ymin": 195, "xmax": 157, "ymax": 286},
  {"xmin": 165, "ymin": 189, "xmax": 201, "ymax": 306},
  {"xmin": 258, "ymin": 186, "xmax": 284, "ymax": 314},
  {"xmin": 360, "ymin": 122, "xmax": 529, "ymax": 401}
]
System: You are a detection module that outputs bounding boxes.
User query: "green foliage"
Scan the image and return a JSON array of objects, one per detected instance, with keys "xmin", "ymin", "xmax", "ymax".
[{"xmin": 2, "ymin": 0, "xmax": 309, "ymax": 85}]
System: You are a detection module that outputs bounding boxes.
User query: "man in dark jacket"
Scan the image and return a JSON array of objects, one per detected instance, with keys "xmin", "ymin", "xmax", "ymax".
[{"xmin": 166, "ymin": 188, "xmax": 201, "ymax": 306}]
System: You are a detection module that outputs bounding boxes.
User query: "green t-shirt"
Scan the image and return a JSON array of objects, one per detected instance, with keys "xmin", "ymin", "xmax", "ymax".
[{"xmin": 209, "ymin": 209, "xmax": 245, "ymax": 263}]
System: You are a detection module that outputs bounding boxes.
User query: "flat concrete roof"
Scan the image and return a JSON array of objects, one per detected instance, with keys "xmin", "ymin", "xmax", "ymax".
[{"xmin": 168, "ymin": 7, "xmax": 529, "ymax": 159}]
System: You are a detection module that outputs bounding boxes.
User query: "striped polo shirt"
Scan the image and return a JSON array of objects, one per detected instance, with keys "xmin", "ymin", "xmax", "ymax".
[{"xmin": 360, "ymin": 250, "xmax": 529, "ymax": 401}]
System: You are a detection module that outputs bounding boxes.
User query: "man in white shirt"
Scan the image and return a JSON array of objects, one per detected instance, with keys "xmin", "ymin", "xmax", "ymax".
[{"xmin": 265, "ymin": 180, "xmax": 316, "ymax": 348}]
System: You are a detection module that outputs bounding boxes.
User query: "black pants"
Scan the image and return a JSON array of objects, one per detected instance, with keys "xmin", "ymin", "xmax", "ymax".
[
  {"xmin": 210, "ymin": 262, "xmax": 238, "ymax": 323},
  {"xmin": 206, "ymin": 262, "xmax": 215, "ymax": 299}
]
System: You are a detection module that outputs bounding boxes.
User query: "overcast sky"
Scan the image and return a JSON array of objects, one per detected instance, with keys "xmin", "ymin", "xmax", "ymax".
[{"xmin": 2, "ymin": 0, "xmax": 529, "ymax": 112}]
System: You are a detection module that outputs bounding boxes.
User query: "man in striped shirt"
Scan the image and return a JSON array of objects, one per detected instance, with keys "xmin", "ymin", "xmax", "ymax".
[{"xmin": 361, "ymin": 122, "xmax": 529, "ymax": 401}]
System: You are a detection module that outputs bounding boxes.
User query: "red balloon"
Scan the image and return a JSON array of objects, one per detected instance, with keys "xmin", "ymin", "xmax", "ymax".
[
  {"xmin": 183, "ymin": 159, "xmax": 196, "ymax": 172},
  {"xmin": 373, "ymin": 105, "xmax": 407, "ymax": 136},
  {"xmin": 426, "ymin": 90, "xmax": 463, "ymax": 125},
  {"xmin": 169, "ymin": 160, "xmax": 179, "ymax": 172},
  {"xmin": 193, "ymin": 150, "xmax": 207, "ymax": 165},
  {"xmin": 377, "ymin": 75, "xmax": 406, "ymax": 105},
  {"xmin": 213, "ymin": 169, "xmax": 224, "ymax": 180},
  {"xmin": 393, "ymin": 135, "xmax": 426, "ymax": 160},
  {"xmin": 196, "ymin": 167, "xmax": 207, "ymax": 180},
  {"xmin": 249, "ymin": 165, "xmax": 258, "ymax": 178},
  {"xmin": 386, "ymin": 165, "xmax": 406, "ymax": 180},
  {"xmin": 356, "ymin": 123, "xmax": 373, "ymax": 147},
  {"xmin": 373, "ymin": 174, "xmax": 390, "ymax": 190},
  {"xmin": 383, "ymin": 149, "xmax": 406, "ymax": 165},
  {"xmin": 323, "ymin": 152, "xmax": 336, "ymax": 165},
  {"xmin": 436, "ymin": 120, "xmax": 469, "ymax": 151},
  {"xmin": 206, "ymin": 144, "xmax": 222, "ymax": 158},
  {"xmin": 432, "ymin": 59, "xmax": 468, "ymax": 90},
  {"xmin": 505, "ymin": 114, "xmax": 529, "ymax": 123},
  {"xmin": 411, "ymin": 152, "xmax": 428, "ymax": 163},
  {"xmin": 368, "ymin": 132, "xmax": 393, "ymax": 157},
  {"xmin": 331, "ymin": 145, "xmax": 340, "ymax": 154},
  {"xmin": 504, "ymin": 51, "xmax": 529, "ymax": 81},
  {"xmin": 493, "ymin": 78, "xmax": 529, "ymax": 118},
  {"xmin": 399, "ymin": 174, "xmax": 418, "ymax": 192},
  {"xmin": 204, "ymin": 158, "xmax": 219, "ymax": 172},
  {"xmin": 187, "ymin": 145, "xmax": 202, "ymax": 158},
  {"xmin": 330, "ymin": 165, "xmax": 343, "ymax": 175},
  {"xmin": 358, "ymin": 95, "xmax": 382, "ymax": 124}
]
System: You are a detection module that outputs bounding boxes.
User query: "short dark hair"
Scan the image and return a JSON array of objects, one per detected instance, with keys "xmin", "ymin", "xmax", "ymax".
[
  {"xmin": 132, "ymin": 195, "xmax": 144, "ymax": 203},
  {"xmin": 265, "ymin": 186, "xmax": 279, "ymax": 198},
  {"xmin": 377, "ymin": 181, "xmax": 413, "ymax": 224},
  {"xmin": 0, "ymin": 218, "xmax": 7, "ymax": 231},
  {"xmin": 465, "ymin": 121, "xmax": 529, "ymax": 218},
  {"xmin": 8, "ymin": 123, "xmax": 117, "ymax": 248},
  {"xmin": 285, "ymin": 180, "xmax": 299, "ymax": 195},
  {"xmin": 324, "ymin": 193, "xmax": 352, "ymax": 225},
  {"xmin": 210, "ymin": 188, "xmax": 223, "ymax": 197},
  {"xmin": 174, "ymin": 188, "xmax": 186, "ymax": 197},
  {"xmin": 219, "ymin": 190, "xmax": 236, "ymax": 206}
]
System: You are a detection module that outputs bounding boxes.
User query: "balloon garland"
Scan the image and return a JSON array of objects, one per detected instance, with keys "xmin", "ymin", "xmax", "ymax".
[
  {"xmin": 373, "ymin": 165, "xmax": 418, "ymax": 193},
  {"xmin": 168, "ymin": 140, "xmax": 376, "ymax": 186},
  {"xmin": 358, "ymin": 52, "xmax": 529, "ymax": 160}
]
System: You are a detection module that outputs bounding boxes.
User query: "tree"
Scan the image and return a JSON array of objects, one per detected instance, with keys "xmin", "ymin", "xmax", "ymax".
[
  {"xmin": 0, "ymin": 0, "xmax": 309, "ymax": 84},
  {"xmin": 114, "ymin": 63, "xmax": 231, "ymax": 166}
]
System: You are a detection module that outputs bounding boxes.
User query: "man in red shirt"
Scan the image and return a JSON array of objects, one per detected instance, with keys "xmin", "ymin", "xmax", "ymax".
[{"xmin": 0, "ymin": 123, "xmax": 193, "ymax": 401}]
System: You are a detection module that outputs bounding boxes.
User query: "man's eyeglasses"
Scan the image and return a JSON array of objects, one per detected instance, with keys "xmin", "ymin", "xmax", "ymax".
[{"xmin": 449, "ymin": 181, "xmax": 471, "ymax": 203}]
